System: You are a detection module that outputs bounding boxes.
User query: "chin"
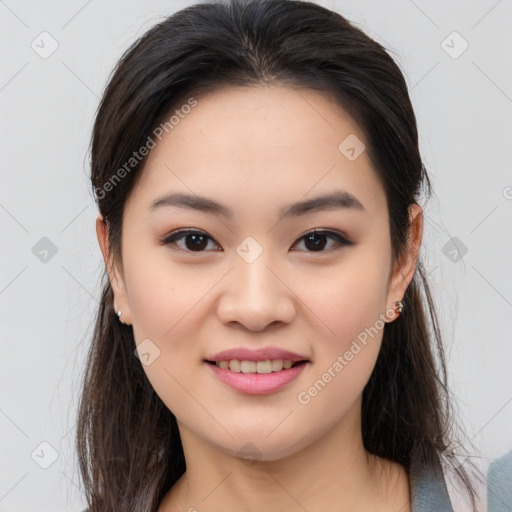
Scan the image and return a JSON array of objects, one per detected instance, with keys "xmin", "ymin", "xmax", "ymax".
[{"xmin": 216, "ymin": 431, "xmax": 314, "ymax": 464}]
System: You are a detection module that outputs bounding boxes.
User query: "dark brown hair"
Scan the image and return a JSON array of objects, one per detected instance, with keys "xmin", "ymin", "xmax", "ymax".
[{"xmin": 77, "ymin": 1, "xmax": 481, "ymax": 510}]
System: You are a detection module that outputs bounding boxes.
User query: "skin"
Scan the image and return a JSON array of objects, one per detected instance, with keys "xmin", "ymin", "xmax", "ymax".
[{"xmin": 96, "ymin": 85, "xmax": 423, "ymax": 512}]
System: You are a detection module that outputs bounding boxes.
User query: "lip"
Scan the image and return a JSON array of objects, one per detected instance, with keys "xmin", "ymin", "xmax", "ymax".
[
  {"xmin": 205, "ymin": 360, "xmax": 309, "ymax": 395},
  {"xmin": 205, "ymin": 347, "xmax": 310, "ymax": 363}
]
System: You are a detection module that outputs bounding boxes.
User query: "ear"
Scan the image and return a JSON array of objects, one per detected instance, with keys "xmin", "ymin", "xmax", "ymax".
[
  {"xmin": 95, "ymin": 213, "xmax": 132, "ymax": 325},
  {"xmin": 386, "ymin": 203, "xmax": 423, "ymax": 319}
]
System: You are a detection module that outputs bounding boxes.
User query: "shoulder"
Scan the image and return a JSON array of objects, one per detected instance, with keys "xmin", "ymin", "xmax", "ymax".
[
  {"xmin": 409, "ymin": 453, "xmax": 454, "ymax": 512},
  {"xmin": 487, "ymin": 448, "xmax": 512, "ymax": 511},
  {"xmin": 410, "ymin": 448, "xmax": 512, "ymax": 512}
]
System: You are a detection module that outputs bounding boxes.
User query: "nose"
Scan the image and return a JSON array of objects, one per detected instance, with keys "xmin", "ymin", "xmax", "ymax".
[{"xmin": 216, "ymin": 251, "xmax": 296, "ymax": 331}]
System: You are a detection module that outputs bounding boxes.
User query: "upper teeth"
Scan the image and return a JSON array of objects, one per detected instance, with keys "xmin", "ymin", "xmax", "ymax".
[{"xmin": 216, "ymin": 359, "xmax": 295, "ymax": 373}]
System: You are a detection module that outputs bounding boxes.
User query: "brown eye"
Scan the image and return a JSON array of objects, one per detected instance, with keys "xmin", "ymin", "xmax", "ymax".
[
  {"xmin": 292, "ymin": 230, "xmax": 353, "ymax": 252},
  {"xmin": 163, "ymin": 230, "xmax": 220, "ymax": 252},
  {"xmin": 162, "ymin": 228, "xmax": 353, "ymax": 254}
]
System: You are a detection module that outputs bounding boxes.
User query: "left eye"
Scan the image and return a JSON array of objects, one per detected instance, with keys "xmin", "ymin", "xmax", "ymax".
[
  {"xmin": 292, "ymin": 230, "xmax": 353, "ymax": 252},
  {"xmin": 162, "ymin": 229, "xmax": 352, "ymax": 253}
]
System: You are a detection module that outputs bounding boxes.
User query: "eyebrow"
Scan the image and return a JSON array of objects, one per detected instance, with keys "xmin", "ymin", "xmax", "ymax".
[{"xmin": 148, "ymin": 190, "xmax": 365, "ymax": 219}]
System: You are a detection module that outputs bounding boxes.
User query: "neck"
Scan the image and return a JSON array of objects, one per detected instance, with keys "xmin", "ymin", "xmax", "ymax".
[{"xmin": 159, "ymin": 399, "xmax": 410, "ymax": 512}]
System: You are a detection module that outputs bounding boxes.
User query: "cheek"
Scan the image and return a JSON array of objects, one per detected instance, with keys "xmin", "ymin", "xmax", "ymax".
[
  {"xmin": 295, "ymin": 249, "xmax": 390, "ymax": 404},
  {"xmin": 303, "ymin": 248, "xmax": 391, "ymax": 349},
  {"xmin": 123, "ymin": 251, "xmax": 212, "ymax": 411},
  {"xmin": 125, "ymin": 247, "xmax": 218, "ymax": 380},
  {"xmin": 125, "ymin": 257, "xmax": 210, "ymax": 425},
  {"xmin": 125, "ymin": 247, "xmax": 208, "ymax": 340}
]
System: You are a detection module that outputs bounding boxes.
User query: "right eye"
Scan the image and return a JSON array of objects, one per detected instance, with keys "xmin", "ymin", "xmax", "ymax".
[{"xmin": 162, "ymin": 229, "xmax": 222, "ymax": 252}]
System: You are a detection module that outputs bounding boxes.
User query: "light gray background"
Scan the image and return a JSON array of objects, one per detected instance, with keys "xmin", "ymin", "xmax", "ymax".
[{"xmin": 1, "ymin": 0, "xmax": 511, "ymax": 510}]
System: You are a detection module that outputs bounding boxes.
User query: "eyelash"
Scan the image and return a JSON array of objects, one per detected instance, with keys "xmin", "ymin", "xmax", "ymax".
[{"xmin": 161, "ymin": 228, "xmax": 353, "ymax": 254}]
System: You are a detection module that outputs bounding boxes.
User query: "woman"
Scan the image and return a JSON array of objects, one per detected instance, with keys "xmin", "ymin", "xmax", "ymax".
[{"xmin": 76, "ymin": 0, "xmax": 484, "ymax": 510}]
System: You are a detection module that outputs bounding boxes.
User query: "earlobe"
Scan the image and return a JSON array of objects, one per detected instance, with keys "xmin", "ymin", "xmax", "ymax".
[
  {"xmin": 95, "ymin": 213, "xmax": 132, "ymax": 325},
  {"xmin": 386, "ymin": 204, "xmax": 423, "ymax": 319}
]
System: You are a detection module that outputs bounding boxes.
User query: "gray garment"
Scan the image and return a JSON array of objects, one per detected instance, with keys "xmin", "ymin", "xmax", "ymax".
[
  {"xmin": 409, "ymin": 453, "xmax": 454, "ymax": 512},
  {"xmin": 487, "ymin": 448, "xmax": 512, "ymax": 512},
  {"xmin": 410, "ymin": 448, "xmax": 512, "ymax": 512}
]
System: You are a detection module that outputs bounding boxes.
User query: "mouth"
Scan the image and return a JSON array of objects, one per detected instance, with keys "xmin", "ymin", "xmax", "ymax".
[
  {"xmin": 204, "ymin": 358, "xmax": 310, "ymax": 395},
  {"xmin": 204, "ymin": 359, "xmax": 309, "ymax": 373}
]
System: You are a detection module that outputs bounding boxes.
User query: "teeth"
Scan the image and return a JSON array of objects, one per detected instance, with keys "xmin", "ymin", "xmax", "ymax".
[
  {"xmin": 271, "ymin": 359, "xmax": 284, "ymax": 371},
  {"xmin": 216, "ymin": 359, "xmax": 299, "ymax": 373},
  {"xmin": 257, "ymin": 361, "xmax": 272, "ymax": 374},
  {"xmin": 229, "ymin": 360, "xmax": 241, "ymax": 372},
  {"xmin": 240, "ymin": 361, "xmax": 256, "ymax": 373}
]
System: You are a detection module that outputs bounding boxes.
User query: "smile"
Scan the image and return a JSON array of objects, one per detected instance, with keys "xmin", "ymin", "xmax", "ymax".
[
  {"xmin": 205, "ymin": 359, "xmax": 309, "ymax": 394},
  {"xmin": 207, "ymin": 359, "xmax": 307, "ymax": 373}
]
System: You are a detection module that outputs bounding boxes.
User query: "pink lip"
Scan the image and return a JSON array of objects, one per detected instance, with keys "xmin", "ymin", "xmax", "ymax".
[
  {"xmin": 205, "ymin": 347, "xmax": 310, "ymax": 363},
  {"xmin": 206, "ymin": 361, "xmax": 309, "ymax": 395}
]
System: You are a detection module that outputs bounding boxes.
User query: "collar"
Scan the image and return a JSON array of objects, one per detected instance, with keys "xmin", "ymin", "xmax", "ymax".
[{"xmin": 409, "ymin": 453, "xmax": 454, "ymax": 512}]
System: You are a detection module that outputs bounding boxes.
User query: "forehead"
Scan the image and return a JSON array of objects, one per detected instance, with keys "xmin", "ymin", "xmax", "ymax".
[{"xmin": 126, "ymin": 85, "xmax": 387, "ymax": 220}]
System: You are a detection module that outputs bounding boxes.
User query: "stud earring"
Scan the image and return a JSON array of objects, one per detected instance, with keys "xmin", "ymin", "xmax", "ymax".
[
  {"xmin": 114, "ymin": 301, "xmax": 123, "ymax": 323},
  {"xmin": 394, "ymin": 300, "xmax": 404, "ymax": 316}
]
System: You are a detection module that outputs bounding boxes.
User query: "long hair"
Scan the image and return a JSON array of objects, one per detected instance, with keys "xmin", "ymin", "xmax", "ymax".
[{"xmin": 76, "ymin": 1, "xmax": 480, "ymax": 510}]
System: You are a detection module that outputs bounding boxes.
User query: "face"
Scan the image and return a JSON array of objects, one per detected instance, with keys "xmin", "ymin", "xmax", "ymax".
[{"xmin": 97, "ymin": 85, "xmax": 421, "ymax": 461}]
